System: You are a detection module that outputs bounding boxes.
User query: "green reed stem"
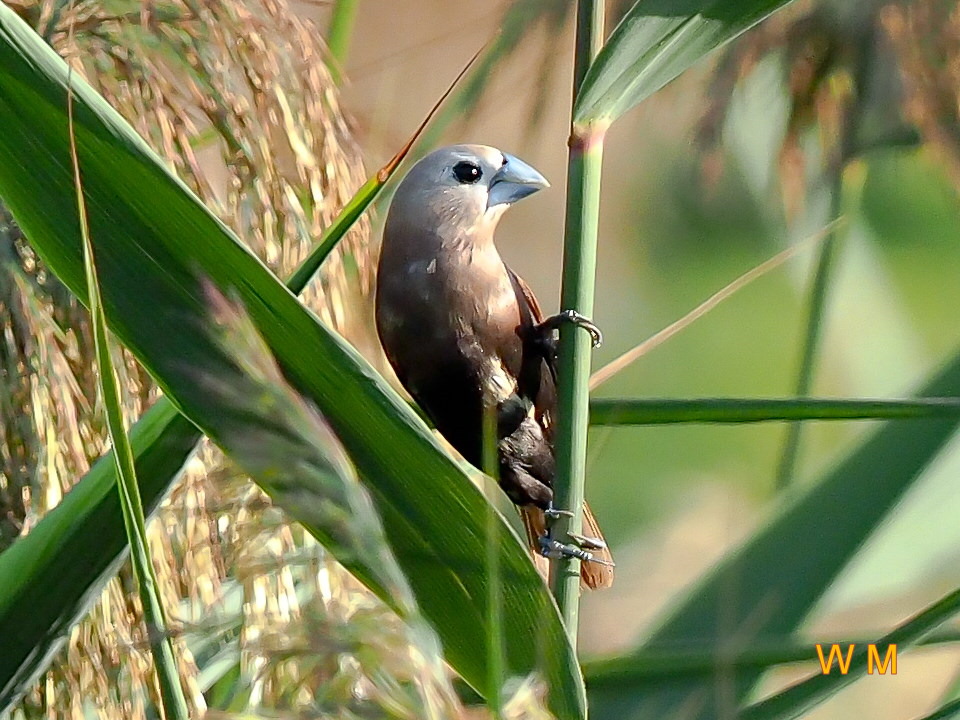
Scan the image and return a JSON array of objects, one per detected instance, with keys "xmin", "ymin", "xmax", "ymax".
[
  {"xmin": 550, "ymin": 0, "xmax": 605, "ymax": 647},
  {"xmin": 774, "ymin": 181, "xmax": 844, "ymax": 489},
  {"xmin": 775, "ymin": 24, "xmax": 876, "ymax": 490}
]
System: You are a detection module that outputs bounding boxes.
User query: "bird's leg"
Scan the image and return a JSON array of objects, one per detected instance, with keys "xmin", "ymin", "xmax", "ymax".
[
  {"xmin": 531, "ymin": 310, "xmax": 603, "ymax": 357},
  {"xmin": 538, "ymin": 503, "xmax": 614, "ymax": 566}
]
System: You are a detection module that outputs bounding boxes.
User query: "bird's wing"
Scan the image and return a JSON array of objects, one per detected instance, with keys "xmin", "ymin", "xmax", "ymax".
[
  {"xmin": 507, "ymin": 266, "xmax": 559, "ymax": 382},
  {"xmin": 507, "ymin": 266, "xmax": 545, "ymax": 324},
  {"xmin": 506, "ymin": 267, "xmax": 560, "ymax": 434}
]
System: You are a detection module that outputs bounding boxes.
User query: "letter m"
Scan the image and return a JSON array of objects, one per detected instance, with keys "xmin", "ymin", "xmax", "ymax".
[
  {"xmin": 868, "ymin": 644, "xmax": 897, "ymax": 675},
  {"xmin": 816, "ymin": 644, "xmax": 855, "ymax": 674}
]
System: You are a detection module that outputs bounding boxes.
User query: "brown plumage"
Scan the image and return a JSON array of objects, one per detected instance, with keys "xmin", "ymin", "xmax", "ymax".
[{"xmin": 375, "ymin": 144, "xmax": 613, "ymax": 589}]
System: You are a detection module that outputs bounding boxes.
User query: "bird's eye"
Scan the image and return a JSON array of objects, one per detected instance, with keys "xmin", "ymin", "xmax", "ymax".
[{"xmin": 452, "ymin": 161, "xmax": 482, "ymax": 184}]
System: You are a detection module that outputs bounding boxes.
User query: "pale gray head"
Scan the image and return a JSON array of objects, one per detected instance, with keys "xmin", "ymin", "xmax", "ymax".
[{"xmin": 385, "ymin": 144, "xmax": 550, "ymax": 248}]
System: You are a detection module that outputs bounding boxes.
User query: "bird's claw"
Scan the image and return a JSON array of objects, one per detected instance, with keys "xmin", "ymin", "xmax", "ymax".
[
  {"xmin": 536, "ymin": 310, "xmax": 603, "ymax": 349},
  {"xmin": 567, "ymin": 532, "xmax": 608, "ymax": 551},
  {"xmin": 540, "ymin": 504, "xmax": 613, "ymax": 566},
  {"xmin": 543, "ymin": 506, "xmax": 575, "ymax": 521},
  {"xmin": 538, "ymin": 537, "xmax": 615, "ymax": 566},
  {"xmin": 557, "ymin": 309, "xmax": 603, "ymax": 348}
]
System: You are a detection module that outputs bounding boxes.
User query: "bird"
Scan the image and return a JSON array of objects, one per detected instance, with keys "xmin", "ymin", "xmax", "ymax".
[{"xmin": 375, "ymin": 144, "xmax": 614, "ymax": 589}]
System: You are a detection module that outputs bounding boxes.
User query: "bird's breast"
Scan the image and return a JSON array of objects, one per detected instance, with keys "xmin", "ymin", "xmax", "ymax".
[{"xmin": 377, "ymin": 249, "xmax": 526, "ymax": 401}]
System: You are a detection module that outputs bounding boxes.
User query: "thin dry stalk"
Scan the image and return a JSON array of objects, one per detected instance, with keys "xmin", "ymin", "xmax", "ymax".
[
  {"xmin": 590, "ymin": 221, "xmax": 840, "ymax": 390},
  {"xmin": 2, "ymin": 1, "xmax": 463, "ymax": 718}
]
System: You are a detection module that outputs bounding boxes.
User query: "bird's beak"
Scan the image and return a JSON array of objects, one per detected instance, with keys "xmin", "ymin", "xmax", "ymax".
[{"xmin": 486, "ymin": 153, "xmax": 550, "ymax": 209}]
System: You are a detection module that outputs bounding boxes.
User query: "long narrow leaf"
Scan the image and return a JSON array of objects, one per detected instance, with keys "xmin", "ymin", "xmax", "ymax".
[
  {"xmin": 589, "ymin": 397, "xmax": 960, "ymax": 425},
  {"xmin": 0, "ymin": 40, "xmax": 474, "ymax": 711},
  {"xmin": 0, "ymin": 8, "xmax": 583, "ymax": 719},
  {"xmin": 742, "ymin": 584, "xmax": 960, "ymax": 719},
  {"xmin": 587, "ymin": 350, "xmax": 960, "ymax": 718},
  {"xmin": 0, "ymin": 402, "xmax": 198, "ymax": 708},
  {"xmin": 67, "ymin": 71, "xmax": 188, "ymax": 717},
  {"xmin": 583, "ymin": 630, "xmax": 960, "ymax": 683},
  {"xmin": 573, "ymin": 0, "xmax": 796, "ymax": 128}
]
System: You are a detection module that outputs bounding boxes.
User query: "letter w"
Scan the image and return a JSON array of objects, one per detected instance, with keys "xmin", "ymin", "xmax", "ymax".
[{"xmin": 816, "ymin": 644, "xmax": 855, "ymax": 674}]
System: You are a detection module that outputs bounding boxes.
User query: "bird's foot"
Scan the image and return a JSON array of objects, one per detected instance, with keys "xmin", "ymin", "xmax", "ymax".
[
  {"xmin": 539, "ymin": 536, "xmax": 615, "ymax": 566},
  {"xmin": 543, "ymin": 505, "xmax": 575, "ymax": 521},
  {"xmin": 539, "ymin": 503, "xmax": 614, "ymax": 566},
  {"xmin": 567, "ymin": 532, "xmax": 608, "ymax": 551},
  {"xmin": 535, "ymin": 309, "xmax": 603, "ymax": 349}
]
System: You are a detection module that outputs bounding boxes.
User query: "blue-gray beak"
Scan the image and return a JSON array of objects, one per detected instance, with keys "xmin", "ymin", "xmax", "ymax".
[{"xmin": 486, "ymin": 153, "xmax": 550, "ymax": 209}]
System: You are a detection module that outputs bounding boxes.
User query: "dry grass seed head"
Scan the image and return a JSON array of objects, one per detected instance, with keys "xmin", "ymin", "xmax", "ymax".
[{"xmin": 2, "ymin": 1, "xmax": 464, "ymax": 718}]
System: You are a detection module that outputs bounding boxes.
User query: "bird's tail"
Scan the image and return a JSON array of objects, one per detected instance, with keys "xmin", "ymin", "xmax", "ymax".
[{"xmin": 520, "ymin": 503, "xmax": 615, "ymax": 590}]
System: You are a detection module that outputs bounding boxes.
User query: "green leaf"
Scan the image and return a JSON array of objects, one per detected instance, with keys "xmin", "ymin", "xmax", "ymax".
[
  {"xmin": 573, "ymin": 0, "xmax": 796, "ymax": 128},
  {"xmin": 741, "ymin": 583, "xmax": 960, "ymax": 719},
  {"xmin": 582, "ymin": 630, "xmax": 960, "ymax": 683},
  {"xmin": 589, "ymin": 397, "xmax": 960, "ymax": 425},
  {"xmin": 193, "ymin": 285, "xmax": 456, "ymax": 710},
  {"xmin": 0, "ymin": 401, "xmax": 199, "ymax": 708},
  {"xmin": 0, "ymin": 7, "xmax": 583, "ymax": 719},
  {"xmin": 917, "ymin": 697, "xmax": 960, "ymax": 720},
  {"xmin": 586, "ymin": 351, "xmax": 960, "ymax": 718},
  {"xmin": 70, "ymin": 80, "xmax": 189, "ymax": 717}
]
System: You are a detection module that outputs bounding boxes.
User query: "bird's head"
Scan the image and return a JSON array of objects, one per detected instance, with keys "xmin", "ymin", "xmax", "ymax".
[{"xmin": 386, "ymin": 144, "xmax": 549, "ymax": 244}]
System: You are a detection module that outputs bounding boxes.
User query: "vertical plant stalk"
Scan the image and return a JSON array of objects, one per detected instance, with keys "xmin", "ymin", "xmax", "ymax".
[
  {"xmin": 326, "ymin": 0, "xmax": 358, "ymax": 85},
  {"xmin": 774, "ymin": 183, "xmax": 844, "ymax": 489},
  {"xmin": 550, "ymin": 0, "xmax": 605, "ymax": 644},
  {"xmin": 775, "ymin": 25, "xmax": 874, "ymax": 489},
  {"xmin": 66, "ymin": 79, "xmax": 189, "ymax": 720}
]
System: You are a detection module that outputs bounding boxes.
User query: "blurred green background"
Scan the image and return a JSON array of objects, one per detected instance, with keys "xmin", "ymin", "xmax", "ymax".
[
  {"xmin": 6, "ymin": 0, "xmax": 960, "ymax": 717},
  {"xmin": 336, "ymin": 0, "xmax": 960, "ymax": 714}
]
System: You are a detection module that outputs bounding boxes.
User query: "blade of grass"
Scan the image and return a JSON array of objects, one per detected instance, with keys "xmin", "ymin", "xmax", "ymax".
[
  {"xmin": 482, "ymin": 407, "xmax": 504, "ymax": 719},
  {"xmin": 0, "ymin": 8, "xmax": 584, "ymax": 718},
  {"xmin": 917, "ymin": 697, "xmax": 960, "ymax": 720},
  {"xmin": 586, "ymin": 349, "xmax": 960, "ymax": 718},
  {"xmin": 590, "ymin": 221, "xmax": 838, "ymax": 390},
  {"xmin": 589, "ymin": 397, "xmax": 960, "ymax": 425},
  {"xmin": 66, "ymin": 58, "xmax": 188, "ymax": 719},
  {"xmin": 0, "ymin": 39, "xmax": 484, "ymax": 712},
  {"xmin": 582, "ymin": 630, "xmax": 960, "ymax": 684},
  {"xmin": 573, "ymin": 0, "xmax": 797, "ymax": 129},
  {"xmin": 550, "ymin": 0, "xmax": 605, "ymax": 642},
  {"xmin": 741, "ymin": 584, "xmax": 960, "ymax": 720}
]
